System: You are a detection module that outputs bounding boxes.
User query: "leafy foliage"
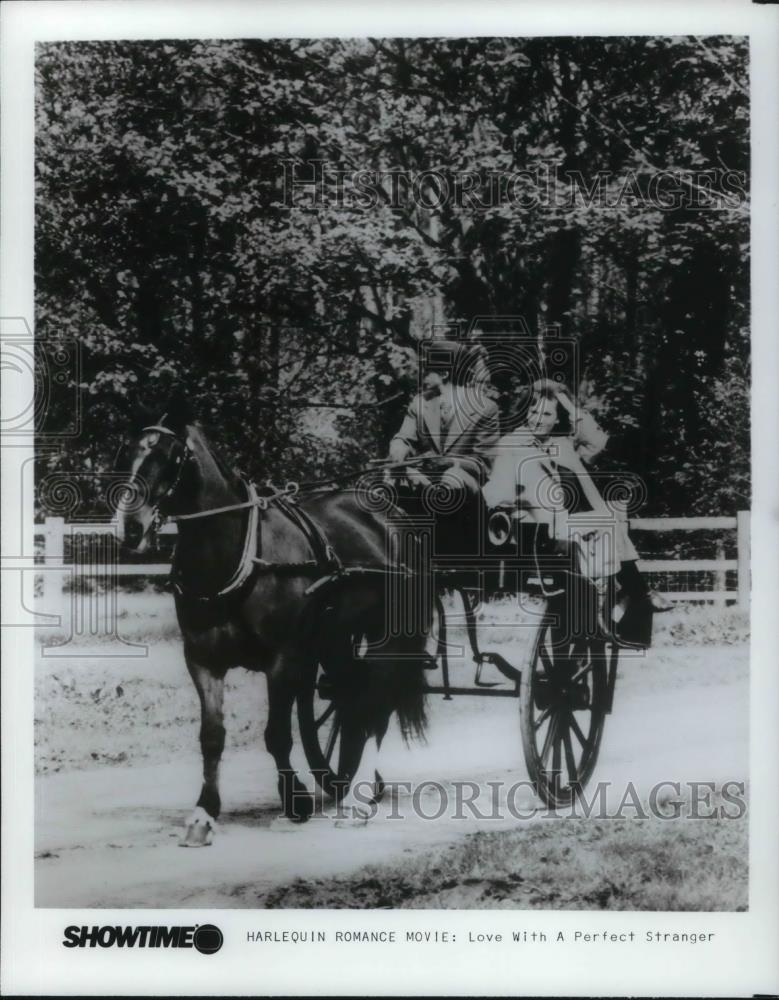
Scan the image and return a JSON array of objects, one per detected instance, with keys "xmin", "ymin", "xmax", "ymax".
[{"xmin": 35, "ymin": 36, "xmax": 749, "ymax": 515}]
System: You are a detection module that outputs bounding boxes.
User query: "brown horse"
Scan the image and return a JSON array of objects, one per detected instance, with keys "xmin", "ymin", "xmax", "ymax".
[{"xmin": 116, "ymin": 393, "xmax": 429, "ymax": 845}]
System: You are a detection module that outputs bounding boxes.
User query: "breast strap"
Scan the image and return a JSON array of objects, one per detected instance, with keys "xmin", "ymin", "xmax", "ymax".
[{"xmin": 252, "ymin": 497, "xmax": 341, "ymax": 576}]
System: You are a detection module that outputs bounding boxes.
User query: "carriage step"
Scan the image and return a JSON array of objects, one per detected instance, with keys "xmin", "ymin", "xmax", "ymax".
[{"xmin": 475, "ymin": 652, "xmax": 522, "ymax": 685}]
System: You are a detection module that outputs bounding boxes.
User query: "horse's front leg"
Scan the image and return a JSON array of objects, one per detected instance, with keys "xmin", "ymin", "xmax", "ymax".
[
  {"xmin": 266, "ymin": 658, "xmax": 314, "ymax": 823},
  {"xmin": 181, "ymin": 657, "xmax": 225, "ymax": 847}
]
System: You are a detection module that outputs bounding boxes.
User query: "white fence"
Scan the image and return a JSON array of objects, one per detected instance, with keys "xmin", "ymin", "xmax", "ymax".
[
  {"xmin": 35, "ymin": 511, "xmax": 750, "ymax": 611},
  {"xmin": 632, "ymin": 512, "xmax": 749, "ymax": 609}
]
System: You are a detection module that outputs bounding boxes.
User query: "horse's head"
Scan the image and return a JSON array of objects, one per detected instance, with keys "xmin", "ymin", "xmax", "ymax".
[{"xmin": 114, "ymin": 392, "xmax": 194, "ymax": 552}]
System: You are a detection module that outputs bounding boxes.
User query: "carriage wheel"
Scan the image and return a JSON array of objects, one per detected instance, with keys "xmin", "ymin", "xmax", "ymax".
[
  {"xmin": 297, "ymin": 659, "xmax": 367, "ymax": 801},
  {"xmin": 520, "ymin": 620, "xmax": 609, "ymax": 809}
]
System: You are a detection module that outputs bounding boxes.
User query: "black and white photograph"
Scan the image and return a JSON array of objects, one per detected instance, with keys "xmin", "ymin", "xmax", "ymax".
[{"xmin": 2, "ymin": 1, "xmax": 778, "ymax": 996}]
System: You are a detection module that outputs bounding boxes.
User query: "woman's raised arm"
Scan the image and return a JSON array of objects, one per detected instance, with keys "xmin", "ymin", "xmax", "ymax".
[{"xmin": 556, "ymin": 391, "xmax": 609, "ymax": 464}]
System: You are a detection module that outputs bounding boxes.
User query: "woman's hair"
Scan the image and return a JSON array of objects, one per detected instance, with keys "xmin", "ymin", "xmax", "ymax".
[{"xmin": 529, "ymin": 378, "xmax": 573, "ymax": 435}]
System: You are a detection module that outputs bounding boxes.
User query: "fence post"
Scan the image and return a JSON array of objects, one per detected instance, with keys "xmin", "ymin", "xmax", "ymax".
[
  {"xmin": 737, "ymin": 510, "xmax": 750, "ymax": 611},
  {"xmin": 714, "ymin": 542, "xmax": 726, "ymax": 608},
  {"xmin": 42, "ymin": 516, "xmax": 66, "ymax": 618}
]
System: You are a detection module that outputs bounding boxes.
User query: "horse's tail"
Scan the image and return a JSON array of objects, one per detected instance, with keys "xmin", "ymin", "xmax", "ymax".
[
  {"xmin": 364, "ymin": 656, "xmax": 428, "ymax": 744},
  {"xmin": 304, "ymin": 566, "xmax": 429, "ymax": 743},
  {"xmin": 389, "ymin": 660, "xmax": 428, "ymax": 743}
]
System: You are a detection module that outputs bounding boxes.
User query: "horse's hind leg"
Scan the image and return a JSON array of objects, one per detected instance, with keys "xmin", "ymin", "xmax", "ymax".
[
  {"xmin": 181, "ymin": 657, "xmax": 225, "ymax": 847},
  {"xmin": 372, "ymin": 714, "xmax": 391, "ymax": 804},
  {"xmin": 265, "ymin": 658, "xmax": 314, "ymax": 823},
  {"xmin": 335, "ymin": 711, "xmax": 391, "ymax": 825}
]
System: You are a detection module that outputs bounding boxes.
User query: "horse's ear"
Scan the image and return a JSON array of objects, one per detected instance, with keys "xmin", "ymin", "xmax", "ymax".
[
  {"xmin": 163, "ymin": 388, "xmax": 195, "ymax": 434},
  {"xmin": 128, "ymin": 401, "xmax": 156, "ymax": 435}
]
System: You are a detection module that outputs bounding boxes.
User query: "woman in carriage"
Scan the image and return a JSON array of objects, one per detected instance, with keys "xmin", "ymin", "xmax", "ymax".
[{"xmin": 483, "ymin": 379, "xmax": 671, "ymax": 642}]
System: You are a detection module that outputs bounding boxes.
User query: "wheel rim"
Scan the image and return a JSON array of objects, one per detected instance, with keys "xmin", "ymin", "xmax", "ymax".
[{"xmin": 522, "ymin": 624, "xmax": 607, "ymax": 808}]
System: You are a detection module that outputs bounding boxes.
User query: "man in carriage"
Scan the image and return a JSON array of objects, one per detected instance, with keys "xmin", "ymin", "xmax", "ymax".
[
  {"xmin": 386, "ymin": 338, "xmax": 501, "ymax": 559},
  {"xmin": 388, "ymin": 338, "xmax": 501, "ymax": 487}
]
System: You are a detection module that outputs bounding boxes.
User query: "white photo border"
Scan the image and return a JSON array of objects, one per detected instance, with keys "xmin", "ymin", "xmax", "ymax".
[{"xmin": 2, "ymin": 0, "xmax": 777, "ymax": 995}]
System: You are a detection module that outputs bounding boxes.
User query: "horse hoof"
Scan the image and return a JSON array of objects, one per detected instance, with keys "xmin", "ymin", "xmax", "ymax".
[
  {"xmin": 372, "ymin": 769, "xmax": 386, "ymax": 805},
  {"xmin": 180, "ymin": 806, "xmax": 216, "ymax": 847},
  {"xmin": 287, "ymin": 793, "xmax": 314, "ymax": 824},
  {"xmin": 334, "ymin": 805, "xmax": 371, "ymax": 828}
]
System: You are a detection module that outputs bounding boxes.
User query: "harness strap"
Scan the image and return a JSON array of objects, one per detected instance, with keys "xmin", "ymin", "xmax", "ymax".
[
  {"xmin": 275, "ymin": 497, "xmax": 342, "ymax": 573},
  {"xmin": 304, "ymin": 565, "xmax": 415, "ymax": 598},
  {"xmin": 253, "ymin": 558, "xmax": 321, "ymax": 574},
  {"xmin": 174, "ymin": 487, "xmax": 342, "ymax": 602},
  {"xmin": 212, "ymin": 481, "xmax": 261, "ymax": 597},
  {"xmin": 172, "ymin": 481, "xmax": 260, "ymax": 601}
]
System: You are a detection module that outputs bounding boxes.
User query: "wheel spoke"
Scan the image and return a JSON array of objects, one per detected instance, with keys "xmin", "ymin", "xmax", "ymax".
[
  {"xmin": 323, "ymin": 716, "xmax": 340, "ymax": 762},
  {"xmin": 563, "ymin": 721, "xmax": 578, "ymax": 782},
  {"xmin": 551, "ymin": 726, "xmax": 563, "ymax": 792},
  {"xmin": 569, "ymin": 711, "xmax": 588, "ymax": 747},
  {"xmin": 534, "ymin": 704, "xmax": 553, "ymax": 731},
  {"xmin": 521, "ymin": 629, "xmax": 611, "ymax": 810},
  {"xmin": 570, "ymin": 660, "xmax": 594, "ymax": 684},
  {"xmin": 315, "ymin": 701, "xmax": 336, "ymax": 730},
  {"xmin": 540, "ymin": 713, "xmax": 557, "ymax": 767}
]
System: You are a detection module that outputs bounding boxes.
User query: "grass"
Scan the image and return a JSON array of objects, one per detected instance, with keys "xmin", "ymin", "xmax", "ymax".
[{"xmin": 262, "ymin": 792, "xmax": 748, "ymax": 911}]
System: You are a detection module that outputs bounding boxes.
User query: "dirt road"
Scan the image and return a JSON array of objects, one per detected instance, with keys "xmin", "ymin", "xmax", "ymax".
[{"xmin": 35, "ymin": 623, "xmax": 747, "ymax": 908}]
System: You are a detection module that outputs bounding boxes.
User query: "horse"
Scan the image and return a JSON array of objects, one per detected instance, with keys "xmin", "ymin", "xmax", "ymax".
[{"xmin": 115, "ymin": 392, "xmax": 430, "ymax": 845}]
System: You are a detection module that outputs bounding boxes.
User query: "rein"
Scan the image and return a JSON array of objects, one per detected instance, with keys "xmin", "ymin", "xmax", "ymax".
[{"xmin": 171, "ymin": 481, "xmax": 299, "ymax": 521}]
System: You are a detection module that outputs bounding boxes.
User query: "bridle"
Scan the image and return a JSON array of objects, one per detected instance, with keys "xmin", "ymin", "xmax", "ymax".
[{"xmin": 139, "ymin": 423, "xmax": 193, "ymax": 526}]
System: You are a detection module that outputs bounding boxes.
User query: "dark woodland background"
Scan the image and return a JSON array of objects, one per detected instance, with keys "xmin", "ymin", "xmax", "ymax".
[{"xmin": 35, "ymin": 36, "xmax": 750, "ymax": 517}]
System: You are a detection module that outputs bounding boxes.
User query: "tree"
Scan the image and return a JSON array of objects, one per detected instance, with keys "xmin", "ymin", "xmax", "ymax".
[{"xmin": 35, "ymin": 35, "xmax": 749, "ymax": 516}]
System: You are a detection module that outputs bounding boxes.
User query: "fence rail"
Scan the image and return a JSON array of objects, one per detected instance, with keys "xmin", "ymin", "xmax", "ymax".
[{"xmin": 35, "ymin": 511, "xmax": 750, "ymax": 611}]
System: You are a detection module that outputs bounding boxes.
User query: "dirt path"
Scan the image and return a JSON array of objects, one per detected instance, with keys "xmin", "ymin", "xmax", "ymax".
[{"xmin": 35, "ymin": 640, "xmax": 747, "ymax": 908}]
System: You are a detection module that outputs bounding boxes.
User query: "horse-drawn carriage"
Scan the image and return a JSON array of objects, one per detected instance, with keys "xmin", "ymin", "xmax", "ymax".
[
  {"xmin": 117, "ymin": 406, "xmax": 639, "ymax": 843},
  {"xmin": 296, "ymin": 454, "xmax": 631, "ymax": 812}
]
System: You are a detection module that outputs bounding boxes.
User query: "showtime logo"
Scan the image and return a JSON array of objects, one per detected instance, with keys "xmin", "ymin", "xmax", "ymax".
[{"xmin": 62, "ymin": 924, "xmax": 223, "ymax": 954}]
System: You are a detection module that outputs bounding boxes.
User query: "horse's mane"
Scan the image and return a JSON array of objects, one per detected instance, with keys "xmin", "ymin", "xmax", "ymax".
[{"xmin": 188, "ymin": 423, "xmax": 245, "ymax": 493}]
